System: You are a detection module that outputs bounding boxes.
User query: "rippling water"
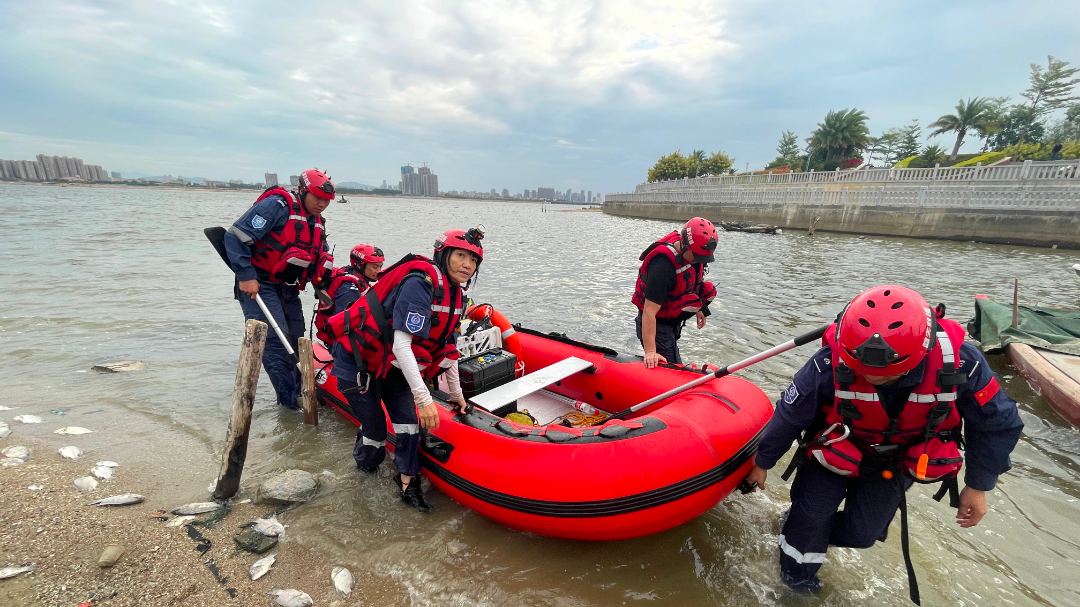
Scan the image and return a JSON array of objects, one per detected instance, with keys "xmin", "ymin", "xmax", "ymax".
[{"xmin": 2, "ymin": 183, "xmax": 1079, "ymax": 606}]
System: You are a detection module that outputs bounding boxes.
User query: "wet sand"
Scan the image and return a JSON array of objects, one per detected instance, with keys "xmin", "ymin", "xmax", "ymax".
[{"xmin": 0, "ymin": 437, "xmax": 407, "ymax": 607}]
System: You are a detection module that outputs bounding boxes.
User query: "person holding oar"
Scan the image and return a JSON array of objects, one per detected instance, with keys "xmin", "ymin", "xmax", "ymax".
[
  {"xmin": 322, "ymin": 228, "xmax": 481, "ymax": 512},
  {"xmin": 632, "ymin": 217, "xmax": 719, "ymax": 368},
  {"xmin": 223, "ymin": 169, "xmax": 336, "ymax": 409},
  {"xmin": 745, "ymin": 285, "xmax": 1022, "ymax": 603}
]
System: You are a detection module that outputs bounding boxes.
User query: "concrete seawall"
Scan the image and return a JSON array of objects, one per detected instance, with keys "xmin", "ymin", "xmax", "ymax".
[
  {"xmin": 605, "ymin": 165, "xmax": 1080, "ymax": 248},
  {"xmin": 603, "ymin": 199, "xmax": 1080, "ymax": 248}
]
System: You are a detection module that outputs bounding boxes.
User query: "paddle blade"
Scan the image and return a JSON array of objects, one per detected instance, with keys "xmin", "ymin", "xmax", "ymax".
[{"xmin": 204, "ymin": 226, "xmax": 230, "ymax": 267}]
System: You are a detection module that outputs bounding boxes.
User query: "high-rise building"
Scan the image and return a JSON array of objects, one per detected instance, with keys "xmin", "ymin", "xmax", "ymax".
[
  {"xmin": 537, "ymin": 187, "xmax": 555, "ymax": 199},
  {"xmin": 401, "ymin": 164, "xmax": 440, "ymax": 196},
  {"xmin": 596, "ymin": 192, "xmax": 602, "ymax": 204},
  {"xmin": 501, "ymin": 189, "xmax": 509, "ymax": 198},
  {"xmin": 289, "ymin": 175, "xmax": 300, "ymax": 187},
  {"xmin": 111, "ymin": 171, "xmax": 122, "ymax": 179},
  {"xmin": 264, "ymin": 173, "xmax": 279, "ymax": 187},
  {"xmin": 587, "ymin": 190, "xmax": 592, "ymax": 204}
]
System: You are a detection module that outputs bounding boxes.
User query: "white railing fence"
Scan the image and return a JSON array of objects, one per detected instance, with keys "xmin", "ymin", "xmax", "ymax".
[{"xmin": 625, "ymin": 159, "xmax": 1080, "ymax": 194}]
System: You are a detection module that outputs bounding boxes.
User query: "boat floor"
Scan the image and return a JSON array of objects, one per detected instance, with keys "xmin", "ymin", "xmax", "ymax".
[{"xmin": 1038, "ymin": 349, "xmax": 1080, "ymax": 385}]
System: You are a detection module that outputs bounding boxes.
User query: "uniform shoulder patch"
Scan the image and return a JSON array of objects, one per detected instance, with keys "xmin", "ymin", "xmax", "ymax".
[
  {"xmin": 405, "ymin": 311, "xmax": 425, "ymax": 334},
  {"xmin": 251, "ymin": 214, "xmax": 267, "ymax": 230},
  {"xmin": 783, "ymin": 382, "xmax": 800, "ymax": 404}
]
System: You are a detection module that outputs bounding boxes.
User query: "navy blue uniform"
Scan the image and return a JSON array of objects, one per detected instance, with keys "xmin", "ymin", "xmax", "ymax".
[
  {"xmin": 755, "ymin": 343, "xmax": 1023, "ymax": 587},
  {"xmin": 224, "ymin": 195, "xmax": 325, "ymax": 409},
  {"xmin": 334, "ymin": 275, "xmax": 435, "ymax": 476}
]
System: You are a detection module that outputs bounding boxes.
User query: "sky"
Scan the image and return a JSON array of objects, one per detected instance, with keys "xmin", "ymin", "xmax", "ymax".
[{"xmin": 1, "ymin": 0, "xmax": 1078, "ymax": 195}]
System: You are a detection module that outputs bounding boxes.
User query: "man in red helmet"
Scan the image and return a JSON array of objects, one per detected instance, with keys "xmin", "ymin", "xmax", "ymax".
[
  {"xmin": 745, "ymin": 285, "xmax": 1022, "ymax": 599},
  {"xmin": 324, "ymin": 227, "xmax": 481, "ymax": 512},
  {"xmin": 632, "ymin": 217, "xmax": 719, "ymax": 368},
  {"xmin": 313, "ymin": 244, "xmax": 385, "ymax": 345},
  {"xmin": 224, "ymin": 169, "xmax": 335, "ymax": 409}
]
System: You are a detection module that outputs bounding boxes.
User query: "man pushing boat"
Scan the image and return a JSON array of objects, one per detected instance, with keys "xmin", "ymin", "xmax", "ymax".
[
  {"xmin": 632, "ymin": 217, "xmax": 719, "ymax": 368},
  {"xmin": 745, "ymin": 285, "xmax": 1023, "ymax": 603},
  {"xmin": 223, "ymin": 169, "xmax": 336, "ymax": 409}
]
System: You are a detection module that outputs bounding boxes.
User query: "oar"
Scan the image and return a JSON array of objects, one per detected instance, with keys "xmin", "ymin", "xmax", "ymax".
[
  {"xmin": 606, "ymin": 324, "xmax": 832, "ymax": 421},
  {"xmin": 204, "ymin": 227, "xmax": 298, "ymax": 360}
]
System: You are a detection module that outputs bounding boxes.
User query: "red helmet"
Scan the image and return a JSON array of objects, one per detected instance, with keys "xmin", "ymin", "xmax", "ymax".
[
  {"xmin": 350, "ymin": 244, "xmax": 385, "ymax": 268},
  {"xmin": 298, "ymin": 169, "xmax": 335, "ymax": 201},
  {"xmin": 433, "ymin": 226, "xmax": 484, "ymax": 265},
  {"xmin": 836, "ymin": 285, "xmax": 934, "ymax": 376},
  {"xmin": 680, "ymin": 217, "xmax": 718, "ymax": 263}
]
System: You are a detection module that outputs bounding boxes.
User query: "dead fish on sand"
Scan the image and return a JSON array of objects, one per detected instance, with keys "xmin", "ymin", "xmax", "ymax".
[
  {"xmin": 90, "ymin": 493, "xmax": 144, "ymax": 506},
  {"xmin": 0, "ymin": 405, "xmax": 15, "ymax": 411},
  {"xmin": 13, "ymin": 415, "xmax": 42, "ymax": 424},
  {"xmin": 249, "ymin": 553, "xmax": 276, "ymax": 581},
  {"xmin": 1, "ymin": 458, "xmax": 24, "ymax": 467},
  {"xmin": 171, "ymin": 502, "xmax": 221, "ymax": 515},
  {"xmin": 91, "ymin": 465, "xmax": 114, "ymax": 480},
  {"xmin": 248, "ymin": 516, "xmax": 285, "ymax": 537},
  {"xmin": 96, "ymin": 461, "xmax": 119, "ymax": 468},
  {"xmin": 0, "ymin": 565, "xmax": 35, "ymax": 579},
  {"xmin": 332, "ymin": 566, "xmax": 355, "ymax": 596},
  {"xmin": 54, "ymin": 427, "xmax": 92, "ymax": 435},
  {"xmin": 1, "ymin": 446, "xmax": 29, "ymax": 460},
  {"xmin": 166, "ymin": 515, "xmax": 196, "ymax": 527},
  {"xmin": 268, "ymin": 588, "xmax": 312, "ymax": 607},
  {"xmin": 73, "ymin": 476, "xmax": 98, "ymax": 492},
  {"xmin": 59, "ymin": 446, "xmax": 83, "ymax": 460}
]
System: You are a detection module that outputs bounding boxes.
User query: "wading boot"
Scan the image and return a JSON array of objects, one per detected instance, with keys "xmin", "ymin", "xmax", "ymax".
[
  {"xmin": 357, "ymin": 463, "xmax": 379, "ymax": 476},
  {"xmin": 781, "ymin": 571, "xmax": 822, "ymax": 594},
  {"xmin": 394, "ymin": 473, "xmax": 431, "ymax": 513}
]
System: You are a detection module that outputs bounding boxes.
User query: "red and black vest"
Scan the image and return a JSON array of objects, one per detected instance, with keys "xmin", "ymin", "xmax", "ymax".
[
  {"xmin": 822, "ymin": 318, "xmax": 966, "ymax": 449},
  {"xmin": 323, "ymin": 255, "xmax": 463, "ymax": 380},
  {"xmin": 247, "ymin": 187, "xmax": 327, "ymax": 287},
  {"xmin": 313, "ymin": 267, "xmax": 371, "ymax": 344},
  {"xmin": 631, "ymin": 231, "xmax": 716, "ymax": 320}
]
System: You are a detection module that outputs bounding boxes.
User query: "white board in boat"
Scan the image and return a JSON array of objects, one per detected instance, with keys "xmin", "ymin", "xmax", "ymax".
[{"xmin": 470, "ymin": 357, "xmax": 593, "ymax": 410}]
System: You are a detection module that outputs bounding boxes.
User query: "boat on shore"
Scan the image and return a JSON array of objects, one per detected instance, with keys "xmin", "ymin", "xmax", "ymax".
[
  {"xmin": 972, "ymin": 294, "xmax": 1080, "ymax": 429},
  {"xmin": 719, "ymin": 221, "xmax": 781, "ymax": 234},
  {"xmin": 313, "ymin": 307, "xmax": 772, "ymax": 541}
]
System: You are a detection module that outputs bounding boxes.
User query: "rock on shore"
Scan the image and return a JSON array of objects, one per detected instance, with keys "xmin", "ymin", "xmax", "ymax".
[{"xmin": 257, "ymin": 470, "xmax": 318, "ymax": 505}]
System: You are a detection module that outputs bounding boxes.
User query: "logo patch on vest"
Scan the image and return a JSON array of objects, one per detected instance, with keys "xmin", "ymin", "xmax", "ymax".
[
  {"xmin": 783, "ymin": 382, "xmax": 799, "ymax": 404},
  {"xmin": 251, "ymin": 214, "xmax": 267, "ymax": 230},
  {"xmin": 405, "ymin": 311, "xmax": 425, "ymax": 334}
]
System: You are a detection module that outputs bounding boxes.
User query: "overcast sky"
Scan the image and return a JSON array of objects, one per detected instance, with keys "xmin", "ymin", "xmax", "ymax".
[{"xmin": 1, "ymin": 0, "xmax": 1077, "ymax": 194}]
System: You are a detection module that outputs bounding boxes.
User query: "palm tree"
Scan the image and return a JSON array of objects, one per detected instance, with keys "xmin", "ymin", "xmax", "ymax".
[
  {"xmin": 687, "ymin": 149, "xmax": 706, "ymax": 178},
  {"xmin": 928, "ymin": 97, "xmax": 999, "ymax": 160},
  {"xmin": 807, "ymin": 108, "xmax": 871, "ymax": 163},
  {"xmin": 918, "ymin": 144, "xmax": 947, "ymax": 167}
]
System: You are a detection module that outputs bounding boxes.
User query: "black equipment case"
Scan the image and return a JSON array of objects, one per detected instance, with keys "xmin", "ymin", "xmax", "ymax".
[{"xmin": 457, "ymin": 348, "xmax": 517, "ymax": 400}]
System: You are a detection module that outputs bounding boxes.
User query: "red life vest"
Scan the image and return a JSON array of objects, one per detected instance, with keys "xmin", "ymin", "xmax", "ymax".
[
  {"xmin": 631, "ymin": 231, "xmax": 715, "ymax": 320},
  {"xmin": 247, "ymin": 187, "xmax": 327, "ymax": 287},
  {"xmin": 323, "ymin": 255, "xmax": 463, "ymax": 381},
  {"xmin": 807, "ymin": 318, "xmax": 967, "ymax": 482},
  {"xmin": 313, "ymin": 267, "xmax": 371, "ymax": 344}
]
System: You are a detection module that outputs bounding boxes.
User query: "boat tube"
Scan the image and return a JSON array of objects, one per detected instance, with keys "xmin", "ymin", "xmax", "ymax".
[{"xmin": 313, "ymin": 312, "xmax": 773, "ymax": 541}]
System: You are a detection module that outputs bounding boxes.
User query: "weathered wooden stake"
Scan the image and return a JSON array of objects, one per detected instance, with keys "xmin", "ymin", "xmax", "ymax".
[
  {"xmin": 1012, "ymin": 278, "xmax": 1019, "ymax": 328},
  {"xmin": 298, "ymin": 337, "xmax": 318, "ymax": 426},
  {"xmin": 213, "ymin": 319, "xmax": 267, "ymax": 501}
]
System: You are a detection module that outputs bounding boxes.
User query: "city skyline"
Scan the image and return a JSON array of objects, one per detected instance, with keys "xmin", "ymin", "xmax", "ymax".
[{"xmin": 1, "ymin": 1, "xmax": 1076, "ymax": 193}]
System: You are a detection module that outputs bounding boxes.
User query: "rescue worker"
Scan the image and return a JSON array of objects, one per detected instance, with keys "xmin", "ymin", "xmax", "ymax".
[
  {"xmin": 745, "ymin": 285, "xmax": 1023, "ymax": 601},
  {"xmin": 313, "ymin": 244, "xmax": 385, "ymax": 345},
  {"xmin": 632, "ymin": 217, "xmax": 719, "ymax": 368},
  {"xmin": 323, "ymin": 227, "xmax": 482, "ymax": 512},
  {"xmin": 224, "ymin": 169, "xmax": 335, "ymax": 409}
]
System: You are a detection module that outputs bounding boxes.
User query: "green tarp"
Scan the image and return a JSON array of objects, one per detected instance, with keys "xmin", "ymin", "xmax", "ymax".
[{"xmin": 968, "ymin": 298, "xmax": 1080, "ymax": 356}]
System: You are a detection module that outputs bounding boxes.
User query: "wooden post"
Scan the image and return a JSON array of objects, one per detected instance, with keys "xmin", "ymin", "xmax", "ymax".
[
  {"xmin": 1011, "ymin": 278, "xmax": 1019, "ymax": 328},
  {"xmin": 298, "ymin": 337, "xmax": 318, "ymax": 426},
  {"xmin": 213, "ymin": 319, "xmax": 267, "ymax": 501}
]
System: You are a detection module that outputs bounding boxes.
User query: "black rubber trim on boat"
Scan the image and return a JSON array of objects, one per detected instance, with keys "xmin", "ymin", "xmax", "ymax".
[{"xmin": 419, "ymin": 431, "xmax": 761, "ymax": 518}]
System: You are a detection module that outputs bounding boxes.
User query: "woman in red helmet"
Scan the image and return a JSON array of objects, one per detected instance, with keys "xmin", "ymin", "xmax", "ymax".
[
  {"xmin": 325, "ymin": 227, "xmax": 482, "ymax": 512},
  {"xmin": 313, "ymin": 244, "xmax": 385, "ymax": 345},
  {"xmin": 745, "ymin": 285, "xmax": 1022, "ymax": 600},
  {"xmin": 632, "ymin": 217, "xmax": 719, "ymax": 368},
  {"xmin": 224, "ymin": 169, "xmax": 335, "ymax": 409}
]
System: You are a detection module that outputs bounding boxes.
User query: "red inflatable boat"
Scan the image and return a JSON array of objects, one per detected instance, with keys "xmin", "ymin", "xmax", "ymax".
[{"xmin": 313, "ymin": 315, "xmax": 773, "ymax": 541}]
